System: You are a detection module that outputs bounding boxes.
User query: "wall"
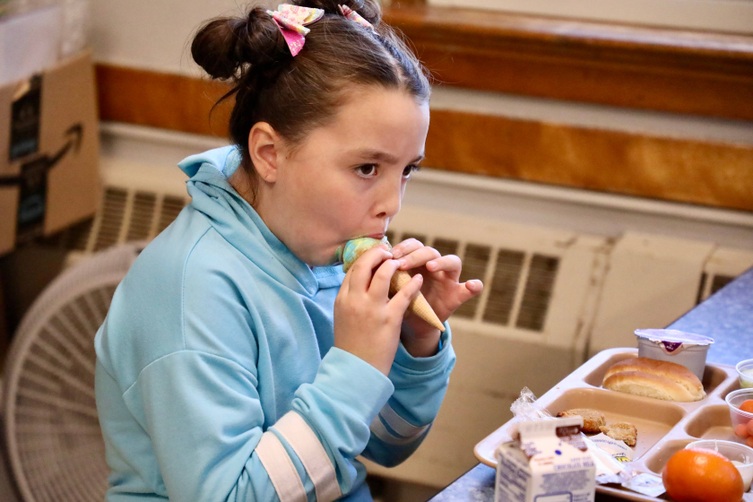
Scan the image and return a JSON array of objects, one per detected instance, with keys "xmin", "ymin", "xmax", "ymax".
[
  {"xmin": 85, "ymin": 0, "xmax": 753, "ymax": 237},
  {"xmin": 90, "ymin": 0, "xmax": 753, "ymax": 209},
  {"xmin": 89, "ymin": 0, "xmax": 235, "ymax": 75},
  {"xmin": 428, "ymin": 0, "xmax": 753, "ymax": 33}
]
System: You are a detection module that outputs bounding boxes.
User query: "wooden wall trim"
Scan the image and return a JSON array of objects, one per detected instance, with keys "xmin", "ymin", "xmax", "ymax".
[
  {"xmin": 95, "ymin": 5, "xmax": 753, "ymax": 212},
  {"xmin": 95, "ymin": 65, "xmax": 231, "ymax": 137},
  {"xmin": 426, "ymin": 109, "xmax": 753, "ymax": 212},
  {"xmin": 95, "ymin": 63, "xmax": 753, "ymax": 212},
  {"xmin": 383, "ymin": 5, "xmax": 753, "ymax": 121}
]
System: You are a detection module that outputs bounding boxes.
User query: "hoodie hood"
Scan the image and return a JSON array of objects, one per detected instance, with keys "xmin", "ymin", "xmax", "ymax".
[
  {"xmin": 177, "ymin": 146, "xmax": 344, "ymax": 294},
  {"xmin": 178, "ymin": 145, "xmax": 242, "ymax": 178}
]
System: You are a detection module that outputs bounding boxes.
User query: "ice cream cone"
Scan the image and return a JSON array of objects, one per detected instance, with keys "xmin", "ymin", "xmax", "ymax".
[
  {"xmin": 339, "ymin": 237, "xmax": 445, "ymax": 332},
  {"xmin": 389, "ymin": 269, "xmax": 445, "ymax": 331}
]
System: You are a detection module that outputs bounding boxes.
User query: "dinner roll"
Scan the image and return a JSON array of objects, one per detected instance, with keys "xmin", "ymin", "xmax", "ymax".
[{"xmin": 602, "ymin": 357, "xmax": 705, "ymax": 402}]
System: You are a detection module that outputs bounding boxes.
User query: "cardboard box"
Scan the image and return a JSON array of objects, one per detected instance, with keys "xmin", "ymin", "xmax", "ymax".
[
  {"xmin": 0, "ymin": 50, "xmax": 100, "ymax": 256},
  {"xmin": 494, "ymin": 417, "xmax": 596, "ymax": 502}
]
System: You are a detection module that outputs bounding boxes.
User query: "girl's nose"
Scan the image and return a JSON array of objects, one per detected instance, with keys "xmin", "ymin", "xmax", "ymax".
[{"xmin": 375, "ymin": 178, "xmax": 403, "ymax": 219}]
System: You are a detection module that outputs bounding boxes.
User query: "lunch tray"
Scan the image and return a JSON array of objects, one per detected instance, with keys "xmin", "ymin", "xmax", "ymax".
[{"xmin": 474, "ymin": 347, "xmax": 753, "ymax": 501}]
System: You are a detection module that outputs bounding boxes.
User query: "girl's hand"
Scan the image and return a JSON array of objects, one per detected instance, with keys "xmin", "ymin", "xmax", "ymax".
[
  {"xmin": 334, "ymin": 245, "xmax": 425, "ymax": 375},
  {"xmin": 390, "ymin": 238, "xmax": 484, "ymax": 357}
]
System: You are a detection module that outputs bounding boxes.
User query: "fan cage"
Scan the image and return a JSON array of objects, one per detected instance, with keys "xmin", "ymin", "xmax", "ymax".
[{"xmin": 2, "ymin": 243, "xmax": 141, "ymax": 502}]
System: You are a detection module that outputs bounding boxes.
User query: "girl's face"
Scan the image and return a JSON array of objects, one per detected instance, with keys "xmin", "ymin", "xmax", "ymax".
[{"xmin": 253, "ymin": 86, "xmax": 430, "ymax": 266}]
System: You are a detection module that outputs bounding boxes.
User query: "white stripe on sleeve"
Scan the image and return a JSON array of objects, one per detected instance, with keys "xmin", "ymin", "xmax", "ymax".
[
  {"xmin": 381, "ymin": 404, "xmax": 430, "ymax": 439},
  {"xmin": 370, "ymin": 404, "xmax": 430, "ymax": 445},
  {"xmin": 255, "ymin": 430, "xmax": 307, "ymax": 502},
  {"xmin": 274, "ymin": 412, "xmax": 342, "ymax": 502}
]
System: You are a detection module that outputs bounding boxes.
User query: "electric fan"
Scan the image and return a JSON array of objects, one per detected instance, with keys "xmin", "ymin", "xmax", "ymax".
[{"xmin": 2, "ymin": 242, "xmax": 143, "ymax": 502}]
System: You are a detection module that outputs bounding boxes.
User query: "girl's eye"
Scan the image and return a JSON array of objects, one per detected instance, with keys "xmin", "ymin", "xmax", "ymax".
[
  {"xmin": 356, "ymin": 164, "xmax": 378, "ymax": 177},
  {"xmin": 403, "ymin": 165, "xmax": 420, "ymax": 179}
]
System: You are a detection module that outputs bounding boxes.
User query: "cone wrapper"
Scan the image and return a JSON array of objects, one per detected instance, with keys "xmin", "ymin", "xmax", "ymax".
[{"xmin": 339, "ymin": 237, "xmax": 445, "ymax": 332}]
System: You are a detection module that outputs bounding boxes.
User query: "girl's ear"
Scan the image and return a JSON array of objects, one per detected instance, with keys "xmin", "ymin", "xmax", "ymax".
[{"xmin": 248, "ymin": 122, "xmax": 280, "ymax": 183}]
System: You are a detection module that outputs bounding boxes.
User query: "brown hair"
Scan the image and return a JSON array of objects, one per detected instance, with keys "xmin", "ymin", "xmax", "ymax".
[{"xmin": 191, "ymin": 0, "xmax": 431, "ymax": 195}]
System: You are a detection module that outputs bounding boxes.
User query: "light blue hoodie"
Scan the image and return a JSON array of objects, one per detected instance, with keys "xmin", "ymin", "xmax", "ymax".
[{"xmin": 94, "ymin": 146, "xmax": 455, "ymax": 501}]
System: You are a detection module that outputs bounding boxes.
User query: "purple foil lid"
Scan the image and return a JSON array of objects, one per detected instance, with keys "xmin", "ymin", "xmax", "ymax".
[{"xmin": 634, "ymin": 329, "xmax": 714, "ymax": 352}]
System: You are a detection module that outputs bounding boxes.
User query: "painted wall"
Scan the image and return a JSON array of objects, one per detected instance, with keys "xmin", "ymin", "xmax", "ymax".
[
  {"xmin": 86, "ymin": 0, "xmax": 753, "ymax": 145},
  {"xmin": 89, "ymin": 0, "xmax": 256, "ymax": 75},
  {"xmin": 84, "ymin": 0, "xmax": 753, "ymax": 241}
]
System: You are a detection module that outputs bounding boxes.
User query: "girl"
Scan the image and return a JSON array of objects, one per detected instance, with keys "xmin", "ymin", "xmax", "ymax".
[{"xmin": 94, "ymin": 1, "xmax": 484, "ymax": 500}]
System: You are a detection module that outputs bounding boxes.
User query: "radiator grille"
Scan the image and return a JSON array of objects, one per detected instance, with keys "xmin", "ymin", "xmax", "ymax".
[
  {"xmin": 47, "ymin": 193, "xmax": 565, "ymax": 334},
  {"xmin": 388, "ymin": 230, "xmax": 560, "ymax": 333},
  {"xmin": 94, "ymin": 187, "xmax": 128, "ymax": 251},
  {"xmin": 483, "ymin": 248, "xmax": 524, "ymax": 325},
  {"xmin": 518, "ymin": 254, "xmax": 559, "ymax": 331},
  {"xmin": 125, "ymin": 192, "xmax": 157, "ymax": 242},
  {"xmin": 44, "ymin": 178, "xmax": 737, "ymax": 335},
  {"xmin": 46, "ymin": 187, "xmax": 189, "ymax": 255}
]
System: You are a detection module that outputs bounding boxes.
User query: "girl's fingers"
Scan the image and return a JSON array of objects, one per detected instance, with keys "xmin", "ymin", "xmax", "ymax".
[
  {"xmin": 465, "ymin": 279, "xmax": 484, "ymax": 294},
  {"xmin": 346, "ymin": 247, "xmax": 392, "ymax": 287},
  {"xmin": 395, "ymin": 247, "xmax": 443, "ymax": 271},
  {"xmin": 347, "ymin": 247, "xmax": 413, "ymax": 303},
  {"xmin": 389, "ymin": 238, "xmax": 423, "ymax": 259},
  {"xmin": 424, "ymin": 254, "xmax": 461, "ymax": 272},
  {"xmin": 371, "ymin": 259, "xmax": 402, "ymax": 297}
]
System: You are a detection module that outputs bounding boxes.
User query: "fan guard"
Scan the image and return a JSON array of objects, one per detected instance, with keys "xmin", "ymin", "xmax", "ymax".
[{"xmin": 2, "ymin": 243, "xmax": 142, "ymax": 502}]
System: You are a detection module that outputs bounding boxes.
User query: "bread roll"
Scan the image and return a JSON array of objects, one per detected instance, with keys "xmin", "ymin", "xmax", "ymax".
[{"xmin": 602, "ymin": 357, "xmax": 705, "ymax": 402}]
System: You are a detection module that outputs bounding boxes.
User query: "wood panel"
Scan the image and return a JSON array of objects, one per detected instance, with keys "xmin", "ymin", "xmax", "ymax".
[
  {"xmin": 95, "ymin": 65, "xmax": 232, "ymax": 137},
  {"xmin": 426, "ymin": 109, "xmax": 753, "ymax": 212},
  {"xmin": 383, "ymin": 6, "xmax": 753, "ymax": 121},
  {"xmin": 95, "ymin": 63, "xmax": 753, "ymax": 212}
]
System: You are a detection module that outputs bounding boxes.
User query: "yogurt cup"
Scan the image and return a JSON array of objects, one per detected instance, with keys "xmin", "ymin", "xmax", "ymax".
[
  {"xmin": 634, "ymin": 329, "xmax": 714, "ymax": 380},
  {"xmin": 737, "ymin": 359, "xmax": 753, "ymax": 389}
]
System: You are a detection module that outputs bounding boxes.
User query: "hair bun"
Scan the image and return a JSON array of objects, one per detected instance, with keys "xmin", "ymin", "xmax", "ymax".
[
  {"xmin": 345, "ymin": 0, "xmax": 382, "ymax": 26},
  {"xmin": 191, "ymin": 8, "xmax": 286, "ymax": 80}
]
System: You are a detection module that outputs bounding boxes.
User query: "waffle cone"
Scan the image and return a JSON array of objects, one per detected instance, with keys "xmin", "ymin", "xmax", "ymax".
[
  {"xmin": 390, "ymin": 270, "xmax": 445, "ymax": 332},
  {"xmin": 340, "ymin": 237, "xmax": 445, "ymax": 332}
]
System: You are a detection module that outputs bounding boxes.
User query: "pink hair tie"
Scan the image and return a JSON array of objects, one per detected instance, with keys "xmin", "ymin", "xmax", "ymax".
[{"xmin": 266, "ymin": 4, "xmax": 325, "ymax": 56}]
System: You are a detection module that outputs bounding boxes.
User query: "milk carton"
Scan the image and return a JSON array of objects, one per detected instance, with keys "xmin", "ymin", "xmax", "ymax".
[{"xmin": 494, "ymin": 417, "xmax": 595, "ymax": 502}]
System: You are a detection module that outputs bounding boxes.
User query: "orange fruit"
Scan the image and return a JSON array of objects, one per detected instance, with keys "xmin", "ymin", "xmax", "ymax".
[
  {"xmin": 740, "ymin": 399, "xmax": 753, "ymax": 413},
  {"xmin": 662, "ymin": 448, "xmax": 743, "ymax": 502},
  {"xmin": 734, "ymin": 423, "xmax": 750, "ymax": 438}
]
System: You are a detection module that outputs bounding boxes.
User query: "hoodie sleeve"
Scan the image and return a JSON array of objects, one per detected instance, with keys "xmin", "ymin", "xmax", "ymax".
[
  {"xmin": 113, "ymin": 239, "xmax": 396, "ymax": 502},
  {"xmin": 361, "ymin": 327, "xmax": 456, "ymax": 466},
  {"xmin": 100, "ymin": 258, "xmax": 452, "ymax": 501},
  {"xmin": 124, "ymin": 347, "xmax": 393, "ymax": 502}
]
